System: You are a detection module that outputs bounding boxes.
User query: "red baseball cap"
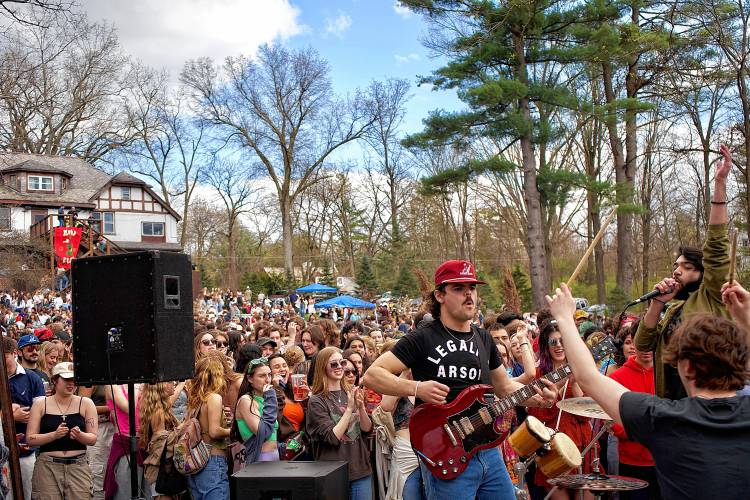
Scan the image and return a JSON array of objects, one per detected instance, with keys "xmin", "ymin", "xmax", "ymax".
[{"xmin": 434, "ymin": 260, "xmax": 486, "ymax": 287}]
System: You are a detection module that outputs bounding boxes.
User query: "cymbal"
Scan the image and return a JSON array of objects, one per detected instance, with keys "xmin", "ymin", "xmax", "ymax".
[
  {"xmin": 556, "ymin": 397, "xmax": 611, "ymax": 420},
  {"xmin": 549, "ymin": 473, "xmax": 648, "ymax": 491}
]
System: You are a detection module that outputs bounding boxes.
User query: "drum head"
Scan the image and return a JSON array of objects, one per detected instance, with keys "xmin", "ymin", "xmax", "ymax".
[
  {"xmin": 526, "ymin": 416, "xmax": 551, "ymax": 443},
  {"xmin": 550, "ymin": 432, "xmax": 583, "ymax": 466}
]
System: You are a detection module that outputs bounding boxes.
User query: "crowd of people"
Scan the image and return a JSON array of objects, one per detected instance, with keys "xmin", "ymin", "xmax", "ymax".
[{"xmin": 0, "ymin": 146, "xmax": 748, "ymax": 500}]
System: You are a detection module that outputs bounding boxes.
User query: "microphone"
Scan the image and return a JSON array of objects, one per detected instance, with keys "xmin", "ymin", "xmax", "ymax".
[{"xmin": 627, "ymin": 287, "xmax": 673, "ymax": 306}]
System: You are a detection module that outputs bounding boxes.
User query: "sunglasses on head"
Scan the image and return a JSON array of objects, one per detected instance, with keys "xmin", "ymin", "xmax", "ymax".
[
  {"xmin": 201, "ymin": 339, "xmax": 215, "ymax": 346},
  {"xmin": 548, "ymin": 338, "xmax": 564, "ymax": 347}
]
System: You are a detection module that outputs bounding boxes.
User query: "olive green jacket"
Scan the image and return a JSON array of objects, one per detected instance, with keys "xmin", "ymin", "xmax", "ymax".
[{"xmin": 634, "ymin": 223, "xmax": 730, "ymax": 397}]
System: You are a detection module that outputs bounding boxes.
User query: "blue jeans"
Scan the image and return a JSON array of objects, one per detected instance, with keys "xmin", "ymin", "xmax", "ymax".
[
  {"xmin": 187, "ymin": 455, "xmax": 229, "ymax": 500},
  {"xmin": 403, "ymin": 467, "xmax": 426, "ymax": 500},
  {"xmin": 419, "ymin": 448, "xmax": 515, "ymax": 500},
  {"xmin": 350, "ymin": 475, "xmax": 372, "ymax": 500}
]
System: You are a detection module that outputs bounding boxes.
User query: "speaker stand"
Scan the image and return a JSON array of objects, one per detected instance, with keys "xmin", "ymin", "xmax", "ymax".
[{"xmin": 127, "ymin": 383, "xmax": 145, "ymax": 500}]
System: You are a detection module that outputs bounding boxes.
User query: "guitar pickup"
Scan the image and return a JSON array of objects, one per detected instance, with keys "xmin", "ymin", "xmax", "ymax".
[
  {"xmin": 452, "ymin": 421, "xmax": 466, "ymax": 439},
  {"xmin": 478, "ymin": 407, "xmax": 492, "ymax": 425},
  {"xmin": 460, "ymin": 417, "xmax": 474, "ymax": 435},
  {"xmin": 443, "ymin": 424, "xmax": 458, "ymax": 446}
]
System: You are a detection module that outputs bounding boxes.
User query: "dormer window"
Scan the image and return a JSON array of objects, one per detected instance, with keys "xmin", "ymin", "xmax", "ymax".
[
  {"xmin": 62, "ymin": 177, "xmax": 68, "ymax": 190},
  {"xmin": 121, "ymin": 186, "xmax": 131, "ymax": 200},
  {"xmin": 28, "ymin": 175, "xmax": 53, "ymax": 192}
]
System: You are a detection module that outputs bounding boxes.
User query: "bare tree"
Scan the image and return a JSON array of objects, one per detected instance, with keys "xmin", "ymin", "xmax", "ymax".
[
  {"xmin": 0, "ymin": 1, "xmax": 70, "ymax": 27},
  {"xmin": 181, "ymin": 44, "xmax": 375, "ymax": 282},
  {"xmin": 0, "ymin": 11, "xmax": 135, "ymax": 162},
  {"xmin": 200, "ymin": 158, "xmax": 260, "ymax": 289}
]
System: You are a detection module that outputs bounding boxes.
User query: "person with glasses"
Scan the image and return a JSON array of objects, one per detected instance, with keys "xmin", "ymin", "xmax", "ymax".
[
  {"xmin": 17, "ymin": 334, "xmax": 46, "ymax": 382},
  {"xmin": 527, "ymin": 319, "xmax": 596, "ymax": 500},
  {"xmin": 213, "ymin": 330, "xmax": 230, "ymax": 357},
  {"xmin": 233, "ymin": 357, "xmax": 280, "ymax": 463},
  {"xmin": 194, "ymin": 331, "xmax": 217, "ymax": 361},
  {"xmin": 307, "ymin": 347, "xmax": 373, "ymax": 500}
]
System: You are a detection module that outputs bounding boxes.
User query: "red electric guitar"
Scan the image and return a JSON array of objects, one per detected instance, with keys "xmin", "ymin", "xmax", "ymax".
[{"xmin": 409, "ymin": 338, "xmax": 616, "ymax": 479}]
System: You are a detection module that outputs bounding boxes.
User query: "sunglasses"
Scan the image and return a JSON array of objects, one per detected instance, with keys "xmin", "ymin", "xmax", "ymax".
[
  {"xmin": 344, "ymin": 368, "xmax": 356, "ymax": 376},
  {"xmin": 548, "ymin": 338, "xmax": 564, "ymax": 347},
  {"xmin": 201, "ymin": 339, "xmax": 216, "ymax": 346},
  {"xmin": 328, "ymin": 360, "xmax": 345, "ymax": 369},
  {"xmin": 215, "ymin": 341, "xmax": 228, "ymax": 348},
  {"xmin": 23, "ymin": 345, "xmax": 40, "ymax": 352}
]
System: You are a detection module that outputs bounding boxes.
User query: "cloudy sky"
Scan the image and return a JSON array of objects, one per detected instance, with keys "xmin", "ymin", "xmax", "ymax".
[{"xmin": 80, "ymin": 0, "xmax": 462, "ymax": 134}]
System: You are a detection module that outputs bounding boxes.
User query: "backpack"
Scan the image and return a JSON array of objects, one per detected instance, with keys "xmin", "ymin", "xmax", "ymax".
[{"xmin": 172, "ymin": 407, "xmax": 210, "ymax": 476}]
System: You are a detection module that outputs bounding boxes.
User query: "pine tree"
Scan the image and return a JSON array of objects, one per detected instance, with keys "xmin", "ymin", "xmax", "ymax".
[
  {"xmin": 393, "ymin": 265, "xmax": 417, "ymax": 298},
  {"xmin": 355, "ymin": 255, "xmax": 377, "ymax": 299},
  {"xmin": 319, "ymin": 261, "xmax": 336, "ymax": 287}
]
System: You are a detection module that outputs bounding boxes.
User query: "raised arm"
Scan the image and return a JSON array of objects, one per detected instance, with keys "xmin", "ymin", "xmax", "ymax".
[
  {"xmin": 546, "ymin": 284, "xmax": 628, "ymax": 425},
  {"xmin": 513, "ymin": 326, "xmax": 536, "ymax": 384},
  {"xmin": 709, "ymin": 144, "xmax": 731, "ymax": 225}
]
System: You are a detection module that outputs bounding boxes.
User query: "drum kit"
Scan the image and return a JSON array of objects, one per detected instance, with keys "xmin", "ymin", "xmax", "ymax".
[{"xmin": 507, "ymin": 397, "xmax": 648, "ymax": 500}]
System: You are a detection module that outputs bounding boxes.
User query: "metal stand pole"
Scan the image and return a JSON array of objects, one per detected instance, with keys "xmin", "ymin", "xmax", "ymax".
[
  {"xmin": 0, "ymin": 340, "xmax": 24, "ymax": 500},
  {"xmin": 127, "ymin": 383, "xmax": 144, "ymax": 500}
]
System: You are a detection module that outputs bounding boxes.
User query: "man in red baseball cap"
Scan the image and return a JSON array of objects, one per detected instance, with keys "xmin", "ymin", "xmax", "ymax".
[{"xmin": 364, "ymin": 260, "xmax": 557, "ymax": 499}]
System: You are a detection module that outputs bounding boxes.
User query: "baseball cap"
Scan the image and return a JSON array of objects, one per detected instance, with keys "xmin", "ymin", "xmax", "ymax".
[
  {"xmin": 257, "ymin": 337, "xmax": 278, "ymax": 348},
  {"xmin": 17, "ymin": 334, "xmax": 41, "ymax": 350},
  {"xmin": 51, "ymin": 362, "xmax": 75, "ymax": 379},
  {"xmin": 434, "ymin": 260, "xmax": 486, "ymax": 287},
  {"xmin": 34, "ymin": 328, "xmax": 54, "ymax": 341},
  {"xmin": 574, "ymin": 310, "xmax": 590, "ymax": 320}
]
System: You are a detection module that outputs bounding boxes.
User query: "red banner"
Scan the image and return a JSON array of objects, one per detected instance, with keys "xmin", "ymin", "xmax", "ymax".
[{"xmin": 54, "ymin": 227, "xmax": 82, "ymax": 269}]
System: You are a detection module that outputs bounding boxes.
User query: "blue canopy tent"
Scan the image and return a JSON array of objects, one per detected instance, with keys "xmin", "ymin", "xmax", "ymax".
[
  {"xmin": 314, "ymin": 295, "xmax": 376, "ymax": 310},
  {"xmin": 296, "ymin": 283, "xmax": 338, "ymax": 293}
]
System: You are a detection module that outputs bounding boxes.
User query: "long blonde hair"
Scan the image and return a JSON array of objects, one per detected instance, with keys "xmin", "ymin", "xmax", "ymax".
[
  {"xmin": 310, "ymin": 346, "xmax": 350, "ymax": 396},
  {"xmin": 138, "ymin": 383, "xmax": 178, "ymax": 448},
  {"xmin": 187, "ymin": 350, "xmax": 227, "ymax": 413},
  {"xmin": 38, "ymin": 341, "xmax": 62, "ymax": 376}
]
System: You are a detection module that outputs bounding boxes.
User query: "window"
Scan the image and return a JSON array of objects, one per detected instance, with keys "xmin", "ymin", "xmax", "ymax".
[
  {"xmin": 8, "ymin": 175, "xmax": 16, "ymax": 189},
  {"xmin": 121, "ymin": 186, "xmax": 131, "ymax": 200},
  {"xmin": 0, "ymin": 207, "xmax": 10, "ymax": 230},
  {"xmin": 28, "ymin": 175, "xmax": 53, "ymax": 191},
  {"xmin": 61, "ymin": 178, "xmax": 68, "ymax": 190},
  {"xmin": 92, "ymin": 211, "xmax": 115, "ymax": 234},
  {"xmin": 142, "ymin": 222, "xmax": 165, "ymax": 236}
]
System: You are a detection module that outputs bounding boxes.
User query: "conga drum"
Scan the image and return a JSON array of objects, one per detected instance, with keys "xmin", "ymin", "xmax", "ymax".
[
  {"xmin": 508, "ymin": 415, "xmax": 552, "ymax": 457},
  {"xmin": 535, "ymin": 432, "xmax": 582, "ymax": 478}
]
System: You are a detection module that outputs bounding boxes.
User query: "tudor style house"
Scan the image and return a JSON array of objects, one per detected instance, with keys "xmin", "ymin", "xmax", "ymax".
[{"xmin": 0, "ymin": 153, "xmax": 181, "ymax": 253}]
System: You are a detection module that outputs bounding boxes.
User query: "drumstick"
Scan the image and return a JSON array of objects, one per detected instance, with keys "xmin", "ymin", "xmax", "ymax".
[
  {"xmin": 567, "ymin": 206, "xmax": 618, "ymax": 286},
  {"xmin": 729, "ymin": 231, "xmax": 738, "ymax": 285}
]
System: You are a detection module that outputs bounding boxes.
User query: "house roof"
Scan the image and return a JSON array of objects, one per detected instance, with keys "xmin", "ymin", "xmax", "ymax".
[
  {"xmin": 3, "ymin": 159, "xmax": 72, "ymax": 177},
  {"xmin": 0, "ymin": 153, "xmax": 180, "ymax": 220},
  {"xmin": 117, "ymin": 241, "xmax": 183, "ymax": 252}
]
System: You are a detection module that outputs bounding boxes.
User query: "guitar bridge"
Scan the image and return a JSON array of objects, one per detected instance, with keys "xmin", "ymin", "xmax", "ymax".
[{"xmin": 452, "ymin": 421, "xmax": 465, "ymax": 439}]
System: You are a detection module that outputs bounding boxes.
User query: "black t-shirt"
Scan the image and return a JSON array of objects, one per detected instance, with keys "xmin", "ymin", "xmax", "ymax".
[
  {"xmin": 621, "ymin": 392, "xmax": 750, "ymax": 500},
  {"xmin": 390, "ymin": 320, "xmax": 501, "ymax": 403}
]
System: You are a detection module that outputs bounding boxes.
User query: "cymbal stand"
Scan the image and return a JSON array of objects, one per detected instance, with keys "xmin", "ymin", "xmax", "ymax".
[
  {"xmin": 513, "ymin": 452, "xmax": 538, "ymax": 500},
  {"xmin": 544, "ymin": 421, "xmax": 613, "ymax": 500}
]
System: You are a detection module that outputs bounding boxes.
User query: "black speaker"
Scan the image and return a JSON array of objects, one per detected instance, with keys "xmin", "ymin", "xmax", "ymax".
[
  {"xmin": 71, "ymin": 251, "xmax": 194, "ymax": 385},
  {"xmin": 231, "ymin": 461, "xmax": 349, "ymax": 500}
]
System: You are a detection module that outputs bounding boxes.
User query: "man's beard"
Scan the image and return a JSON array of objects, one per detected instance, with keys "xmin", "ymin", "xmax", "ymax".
[{"xmin": 675, "ymin": 278, "xmax": 701, "ymax": 300}]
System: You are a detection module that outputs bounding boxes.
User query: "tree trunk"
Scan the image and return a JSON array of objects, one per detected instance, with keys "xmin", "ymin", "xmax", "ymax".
[
  {"xmin": 280, "ymin": 196, "xmax": 295, "ymax": 283},
  {"xmin": 226, "ymin": 217, "xmax": 238, "ymax": 289},
  {"xmin": 513, "ymin": 31, "xmax": 549, "ymax": 308}
]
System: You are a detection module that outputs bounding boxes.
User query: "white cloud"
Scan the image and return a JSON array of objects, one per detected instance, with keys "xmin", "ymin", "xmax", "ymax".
[
  {"xmin": 325, "ymin": 11, "xmax": 352, "ymax": 38},
  {"xmin": 79, "ymin": 0, "xmax": 305, "ymax": 77},
  {"xmin": 394, "ymin": 52, "xmax": 420, "ymax": 65},
  {"xmin": 393, "ymin": 1, "xmax": 412, "ymax": 19}
]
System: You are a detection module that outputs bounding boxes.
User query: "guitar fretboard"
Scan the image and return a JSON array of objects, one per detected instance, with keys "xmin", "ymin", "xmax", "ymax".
[{"xmin": 490, "ymin": 365, "xmax": 572, "ymax": 415}]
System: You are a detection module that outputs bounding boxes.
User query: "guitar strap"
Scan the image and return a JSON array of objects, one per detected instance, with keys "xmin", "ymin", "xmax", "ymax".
[{"xmin": 470, "ymin": 324, "xmax": 493, "ymax": 388}]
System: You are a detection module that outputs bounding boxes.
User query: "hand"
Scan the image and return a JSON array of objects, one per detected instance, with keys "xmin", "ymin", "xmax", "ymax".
[
  {"xmin": 13, "ymin": 406, "xmax": 30, "ymax": 424},
  {"xmin": 716, "ymin": 144, "xmax": 732, "ymax": 183},
  {"xmin": 533, "ymin": 378, "xmax": 558, "ymax": 407},
  {"xmin": 515, "ymin": 325, "xmax": 528, "ymax": 343},
  {"xmin": 272, "ymin": 373, "xmax": 284, "ymax": 386},
  {"xmin": 69, "ymin": 425, "xmax": 82, "ymax": 441},
  {"xmin": 415, "ymin": 380, "xmax": 450, "ymax": 405},
  {"xmin": 545, "ymin": 283, "xmax": 576, "ymax": 320},
  {"xmin": 287, "ymin": 322, "xmax": 298, "ymax": 336},
  {"xmin": 652, "ymin": 277, "xmax": 681, "ymax": 304},
  {"xmin": 262, "ymin": 383, "xmax": 274, "ymax": 393},
  {"xmin": 722, "ymin": 281, "xmax": 750, "ymax": 327},
  {"xmin": 346, "ymin": 389, "xmax": 358, "ymax": 412},
  {"xmin": 54, "ymin": 422, "xmax": 69, "ymax": 439},
  {"xmin": 355, "ymin": 387, "xmax": 366, "ymax": 408}
]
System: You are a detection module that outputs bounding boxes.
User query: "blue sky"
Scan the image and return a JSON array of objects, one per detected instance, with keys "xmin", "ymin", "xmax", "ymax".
[{"xmin": 82, "ymin": 0, "xmax": 464, "ymax": 137}]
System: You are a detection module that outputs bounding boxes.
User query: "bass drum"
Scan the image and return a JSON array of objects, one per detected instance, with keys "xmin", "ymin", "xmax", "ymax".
[
  {"xmin": 535, "ymin": 432, "xmax": 582, "ymax": 478},
  {"xmin": 508, "ymin": 415, "xmax": 551, "ymax": 457}
]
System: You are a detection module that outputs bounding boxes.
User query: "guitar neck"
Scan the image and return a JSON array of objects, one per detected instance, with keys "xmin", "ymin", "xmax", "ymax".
[{"xmin": 493, "ymin": 365, "xmax": 572, "ymax": 412}]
